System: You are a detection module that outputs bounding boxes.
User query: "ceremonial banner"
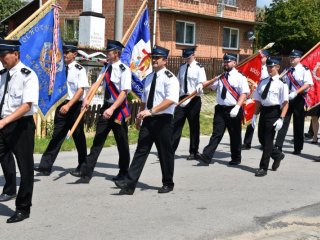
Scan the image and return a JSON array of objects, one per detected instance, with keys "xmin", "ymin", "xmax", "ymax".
[
  {"xmin": 301, "ymin": 42, "xmax": 320, "ymax": 115},
  {"xmin": 237, "ymin": 54, "xmax": 262, "ymax": 122},
  {"xmin": 6, "ymin": 1, "xmax": 67, "ymax": 119},
  {"xmin": 121, "ymin": 8, "xmax": 152, "ymax": 99}
]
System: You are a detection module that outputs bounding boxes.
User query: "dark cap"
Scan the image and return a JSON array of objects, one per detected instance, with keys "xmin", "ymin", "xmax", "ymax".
[
  {"xmin": 63, "ymin": 41, "xmax": 78, "ymax": 52},
  {"xmin": 223, "ymin": 53, "xmax": 237, "ymax": 62},
  {"xmin": 266, "ymin": 56, "xmax": 281, "ymax": 66},
  {"xmin": 182, "ymin": 47, "xmax": 196, "ymax": 58},
  {"xmin": 261, "ymin": 50, "xmax": 269, "ymax": 57},
  {"xmin": 0, "ymin": 39, "xmax": 21, "ymax": 54},
  {"xmin": 289, "ymin": 49, "xmax": 303, "ymax": 58},
  {"xmin": 151, "ymin": 45, "xmax": 169, "ymax": 58},
  {"xmin": 106, "ymin": 39, "xmax": 124, "ymax": 51}
]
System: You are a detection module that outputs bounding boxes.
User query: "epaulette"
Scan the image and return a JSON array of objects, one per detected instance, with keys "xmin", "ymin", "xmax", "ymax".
[
  {"xmin": 75, "ymin": 64, "xmax": 83, "ymax": 70},
  {"xmin": 0, "ymin": 69, "xmax": 7, "ymax": 74},
  {"xmin": 302, "ymin": 64, "xmax": 309, "ymax": 70},
  {"xmin": 21, "ymin": 68, "xmax": 31, "ymax": 75},
  {"xmin": 119, "ymin": 64, "xmax": 126, "ymax": 72},
  {"xmin": 196, "ymin": 62, "xmax": 204, "ymax": 68},
  {"xmin": 165, "ymin": 70, "xmax": 173, "ymax": 78}
]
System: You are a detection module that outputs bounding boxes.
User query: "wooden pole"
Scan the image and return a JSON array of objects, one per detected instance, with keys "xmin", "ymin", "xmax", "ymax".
[
  {"xmin": 5, "ymin": 0, "xmax": 55, "ymax": 39},
  {"xmin": 177, "ymin": 42, "xmax": 275, "ymax": 106}
]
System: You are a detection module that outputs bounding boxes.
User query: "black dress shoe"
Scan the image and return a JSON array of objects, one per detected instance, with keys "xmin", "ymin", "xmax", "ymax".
[
  {"xmin": 7, "ymin": 211, "xmax": 29, "ymax": 223},
  {"xmin": 292, "ymin": 150, "xmax": 301, "ymax": 155},
  {"xmin": 114, "ymin": 180, "xmax": 128, "ymax": 189},
  {"xmin": 69, "ymin": 169, "xmax": 81, "ymax": 177},
  {"xmin": 241, "ymin": 144, "xmax": 251, "ymax": 150},
  {"xmin": 112, "ymin": 173, "xmax": 127, "ymax": 181},
  {"xmin": 228, "ymin": 160, "xmax": 241, "ymax": 166},
  {"xmin": 197, "ymin": 153, "xmax": 211, "ymax": 164},
  {"xmin": 255, "ymin": 169, "xmax": 267, "ymax": 177},
  {"xmin": 186, "ymin": 153, "xmax": 198, "ymax": 160},
  {"xmin": 304, "ymin": 132, "xmax": 313, "ymax": 139},
  {"xmin": 272, "ymin": 152, "xmax": 285, "ymax": 171},
  {"xmin": 75, "ymin": 176, "xmax": 91, "ymax": 184},
  {"xmin": 158, "ymin": 185, "xmax": 173, "ymax": 194},
  {"xmin": 119, "ymin": 188, "xmax": 134, "ymax": 195},
  {"xmin": 34, "ymin": 167, "xmax": 51, "ymax": 175},
  {"xmin": 0, "ymin": 193, "xmax": 16, "ymax": 202}
]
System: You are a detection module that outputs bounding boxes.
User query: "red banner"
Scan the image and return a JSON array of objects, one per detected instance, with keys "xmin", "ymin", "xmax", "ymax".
[
  {"xmin": 237, "ymin": 53, "xmax": 263, "ymax": 122},
  {"xmin": 301, "ymin": 42, "xmax": 320, "ymax": 111}
]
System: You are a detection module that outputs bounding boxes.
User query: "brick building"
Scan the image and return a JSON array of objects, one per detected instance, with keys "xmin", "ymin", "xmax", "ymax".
[{"xmin": 2, "ymin": 0, "xmax": 257, "ymax": 59}]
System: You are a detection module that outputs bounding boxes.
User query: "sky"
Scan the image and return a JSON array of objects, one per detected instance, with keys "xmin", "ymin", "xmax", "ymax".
[{"xmin": 256, "ymin": 0, "xmax": 273, "ymax": 8}]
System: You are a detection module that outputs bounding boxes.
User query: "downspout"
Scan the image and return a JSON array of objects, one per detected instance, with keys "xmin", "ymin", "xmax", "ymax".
[{"xmin": 152, "ymin": 0, "xmax": 157, "ymax": 47}]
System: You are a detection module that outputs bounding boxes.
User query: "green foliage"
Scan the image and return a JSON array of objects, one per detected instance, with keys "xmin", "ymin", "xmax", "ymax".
[
  {"xmin": 0, "ymin": 0, "xmax": 26, "ymax": 20},
  {"xmin": 256, "ymin": 0, "xmax": 320, "ymax": 54}
]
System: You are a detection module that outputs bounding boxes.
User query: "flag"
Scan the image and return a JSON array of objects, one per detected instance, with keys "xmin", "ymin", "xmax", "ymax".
[
  {"xmin": 19, "ymin": 7, "xmax": 66, "ymax": 119},
  {"xmin": 121, "ymin": 8, "xmax": 152, "ymax": 99},
  {"xmin": 301, "ymin": 42, "xmax": 320, "ymax": 115},
  {"xmin": 237, "ymin": 54, "xmax": 263, "ymax": 122},
  {"xmin": 7, "ymin": 1, "xmax": 67, "ymax": 119}
]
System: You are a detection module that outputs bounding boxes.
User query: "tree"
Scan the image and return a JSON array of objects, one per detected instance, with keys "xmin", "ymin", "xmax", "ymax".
[
  {"xmin": 0, "ymin": 0, "xmax": 28, "ymax": 37},
  {"xmin": 256, "ymin": 0, "xmax": 320, "ymax": 55}
]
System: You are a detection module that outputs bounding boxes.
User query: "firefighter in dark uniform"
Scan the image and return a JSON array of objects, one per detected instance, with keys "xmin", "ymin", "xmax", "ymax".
[
  {"xmin": 242, "ymin": 50, "xmax": 270, "ymax": 150},
  {"xmin": 172, "ymin": 47, "xmax": 207, "ymax": 160},
  {"xmin": 0, "ymin": 39, "xmax": 39, "ymax": 223},
  {"xmin": 252, "ymin": 57, "xmax": 289, "ymax": 177},
  {"xmin": 274, "ymin": 50, "xmax": 313, "ymax": 155},
  {"xmin": 34, "ymin": 43, "xmax": 89, "ymax": 176},
  {"xmin": 197, "ymin": 53, "xmax": 250, "ymax": 165},
  {"xmin": 114, "ymin": 45, "xmax": 179, "ymax": 195},
  {"xmin": 73, "ymin": 40, "xmax": 131, "ymax": 182}
]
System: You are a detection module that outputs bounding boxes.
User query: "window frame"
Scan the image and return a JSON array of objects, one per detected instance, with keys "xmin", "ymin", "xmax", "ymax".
[
  {"xmin": 64, "ymin": 19, "xmax": 80, "ymax": 41},
  {"xmin": 176, "ymin": 20, "xmax": 196, "ymax": 46},
  {"xmin": 222, "ymin": 27, "xmax": 239, "ymax": 50}
]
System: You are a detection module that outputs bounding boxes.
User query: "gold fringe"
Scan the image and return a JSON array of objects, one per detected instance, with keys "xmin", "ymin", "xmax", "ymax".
[{"xmin": 37, "ymin": 94, "xmax": 67, "ymax": 121}]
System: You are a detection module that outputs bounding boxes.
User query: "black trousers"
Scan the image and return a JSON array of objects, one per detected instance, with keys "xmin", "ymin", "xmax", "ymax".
[
  {"xmin": 1, "ymin": 152, "xmax": 16, "ymax": 195},
  {"xmin": 39, "ymin": 101, "xmax": 87, "ymax": 170},
  {"xmin": 0, "ymin": 116, "xmax": 35, "ymax": 213},
  {"xmin": 275, "ymin": 95, "xmax": 305, "ymax": 151},
  {"xmin": 81, "ymin": 104, "xmax": 130, "ymax": 178},
  {"xmin": 243, "ymin": 118, "xmax": 263, "ymax": 147},
  {"xmin": 172, "ymin": 96, "xmax": 201, "ymax": 154},
  {"xmin": 202, "ymin": 105, "xmax": 243, "ymax": 162},
  {"xmin": 126, "ymin": 114, "xmax": 174, "ymax": 189},
  {"xmin": 258, "ymin": 106, "xmax": 283, "ymax": 170}
]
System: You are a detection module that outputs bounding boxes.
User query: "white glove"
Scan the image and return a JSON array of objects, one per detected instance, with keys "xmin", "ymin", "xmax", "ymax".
[
  {"xmin": 196, "ymin": 83, "xmax": 203, "ymax": 95},
  {"xmin": 251, "ymin": 114, "xmax": 257, "ymax": 129},
  {"xmin": 289, "ymin": 91, "xmax": 297, "ymax": 100},
  {"xmin": 273, "ymin": 118, "xmax": 283, "ymax": 131},
  {"xmin": 230, "ymin": 105, "xmax": 240, "ymax": 118}
]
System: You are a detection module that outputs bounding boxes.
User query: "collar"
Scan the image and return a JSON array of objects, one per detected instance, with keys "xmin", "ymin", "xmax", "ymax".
[
  {"xmin": 111, "ymin": 60, "xmax": 121, "ymax": 68},
  {"xmin": 156, "ymin": 67, "xmax": 167, "ymax": 76},
  {"xmin": 227, "ymin": 68, "xmax": 237, "ymax": 76},
  {"xmin": 68, "ymin": 60, "xmax": 77, "ymax": 68},
  {"xmin": 8, "ymin": 61, "xmax": 23, "ymax": 77}
]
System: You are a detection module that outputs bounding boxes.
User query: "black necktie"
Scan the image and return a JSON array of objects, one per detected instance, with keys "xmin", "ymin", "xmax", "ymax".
[
  {"xmin": 66, "ymin": 65, "xmax": 69, "ymax": 79},
  {"xmin": 184, "ymin": 64, "xmax": 189, "ymax": 94},
  {"xmin": 289, "ymin": 67, "xmax": 295, "ymax": 91},
  {"xmin": 221, "ymin": 72, "xmax": 228, "ymax": 99},
  {"xmin": 104, "ymin": 65, "xmax": 112, "ymax": 101},
  {"xmin": 0, "ymin": 71, "xmax": 11, "ymax": 116},
  {"xmin": 147, "ymin": 72, "xmax": 157, "ymax": 109},
  {"xmin": 261, "ymin": 77, "xmax": 273, "ymax": 100}
]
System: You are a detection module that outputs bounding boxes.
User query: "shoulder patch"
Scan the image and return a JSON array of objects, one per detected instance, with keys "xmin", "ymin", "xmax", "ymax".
[
  {"xmin": 119, "ymin": 64, "xmax": 126, "ymax": 72},
  {"xmin": 21, "ymin": 68, "xmax": 31, "ymax": 75},
  {"xmin": 75, "ymin": 64, "xmax": 83, "ymax": 70},
  {"xmin": 165, "ymin": 70, "xmax": 173, "ymax": 78},
  {"xmin": 0, "ymin": 69, "xmax": 7, "ymax": 74},
  {"xmin": 196, "ymin": 62, "xmax": 204, "ymax": 68},
  {"xmin": 302, "ymin": 64, "xmax": 309, "ymax": 70}
]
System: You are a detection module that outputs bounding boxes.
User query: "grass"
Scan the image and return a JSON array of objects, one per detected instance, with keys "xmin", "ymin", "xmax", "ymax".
[{"xmin": 34, "ymin": 113, "xmax": 213, "ymax": 154}]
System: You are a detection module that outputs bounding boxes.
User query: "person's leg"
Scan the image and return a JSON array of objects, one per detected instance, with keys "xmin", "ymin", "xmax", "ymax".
[
  {"xmin": 186, "ymin": 97, "xmax": 201, "ymax": 157},
  {"xmin": 311, "ymin": 116, "xmax": 319, "ymax": 143},
  {"xmin": 171, "ymin": 106, "xmax": 187, "ymax": 154}
]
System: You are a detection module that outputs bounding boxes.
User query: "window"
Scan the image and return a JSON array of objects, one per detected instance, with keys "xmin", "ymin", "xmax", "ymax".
[
  {"xmin": 222, "ymin": 27, "xmax": 239, "ymax": 49},
  {"xmin": 64, "ymin": 19, "xmax": 79, "ymax": 41},
  {"xmin": 218, "ymin": 0, "xmax": 237, "ymax": 7},
  {"xmin": 176, "ymin": 21, "xmax": 195, "ymax": 45}
]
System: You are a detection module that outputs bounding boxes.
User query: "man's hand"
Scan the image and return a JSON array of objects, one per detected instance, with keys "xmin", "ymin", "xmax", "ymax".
[
  {"xmin": 0, "ymin": 119, "xmax": 7, "ymax": 129},
  {"xmin": 273, "ymin": 118, "xmax": 283, "ymax": 131},
  {"xmin": 230, "ymin": 105, "xmax": 240, "ymax": 118},
  {"xmin": 103, "ymin": 107, "xmax": 114, "ymax": 119},
  {"xmin": 137, "ymin": 109, "xmax": 152, "ymax": 120},
  {"xmin": 196, "ymin": 83, "xmax": 203, "ymax": 95},
  {"xmin": 82, "ymin": 99, "xmax": 89, "ymax": 110},
  {"xmin": 59, "ymin": 103, "xmax": 71, "ymax": 115}
]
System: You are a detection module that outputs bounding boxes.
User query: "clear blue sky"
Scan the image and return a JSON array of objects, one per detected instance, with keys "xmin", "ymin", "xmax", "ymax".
[{"xmin": 257, "ymin": 0, "xmax": 273, "ymax": 8}]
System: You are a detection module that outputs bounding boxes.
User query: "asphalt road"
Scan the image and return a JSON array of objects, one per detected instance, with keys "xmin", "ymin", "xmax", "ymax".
[{"xmin": 0, "ymin": 126, "xmax": 320, "ymax": 239}]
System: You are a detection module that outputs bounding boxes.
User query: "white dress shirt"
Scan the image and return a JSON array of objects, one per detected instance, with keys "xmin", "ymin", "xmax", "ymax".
[{"xmin": 66, "ymin": 61, "xmax": 89, "ymax": 100}]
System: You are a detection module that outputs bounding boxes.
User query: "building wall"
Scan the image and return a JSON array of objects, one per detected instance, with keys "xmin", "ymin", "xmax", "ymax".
[{"xmin": 41, "ymin": 0, "xmax": 256, "ymax": 58}]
